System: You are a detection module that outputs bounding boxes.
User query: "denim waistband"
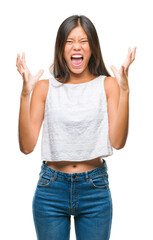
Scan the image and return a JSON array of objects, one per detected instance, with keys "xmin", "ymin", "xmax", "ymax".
[{"xmin": 41, "ymin": 159, "xmax": 107, "ymax": 181}]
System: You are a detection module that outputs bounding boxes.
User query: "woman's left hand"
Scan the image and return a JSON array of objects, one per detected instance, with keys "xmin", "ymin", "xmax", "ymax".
[{"xmin": 110, "ymin": 47, "xmax": 137, "ymax": 91}]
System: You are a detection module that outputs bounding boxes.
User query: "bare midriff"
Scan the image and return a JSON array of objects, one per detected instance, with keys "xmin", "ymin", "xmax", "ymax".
[{"xmin": 45, "ymin": 157, "xmax": 104, "ymax": 173}]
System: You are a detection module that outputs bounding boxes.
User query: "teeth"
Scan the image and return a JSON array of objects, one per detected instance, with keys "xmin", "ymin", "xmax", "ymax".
[{"xmin": 71, "ymin": 55, "xmax": 83, "ymax": 58}]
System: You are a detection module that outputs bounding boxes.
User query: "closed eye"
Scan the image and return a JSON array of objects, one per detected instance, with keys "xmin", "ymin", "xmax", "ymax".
[{"xmin": 66, "ymin": 40, "xmax": 88, "ymax": 43}]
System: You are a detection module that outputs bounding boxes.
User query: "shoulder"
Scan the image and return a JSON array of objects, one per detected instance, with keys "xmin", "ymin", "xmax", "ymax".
[
  {"xmin": 34, "ymin": 79, "xmax": 49, "ymax": 103},
  {"xmin": 103, "ymin": 76, "xmax": 120, "ymax": 99}
]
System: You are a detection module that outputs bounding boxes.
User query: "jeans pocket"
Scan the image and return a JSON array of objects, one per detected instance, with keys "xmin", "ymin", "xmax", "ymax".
[
  {"xmin": 89, "ymin": 171, "xmax": 109, "ymax": 189},
  {"xmin": 37, "ymin": 170, "xmax": 53, "ymax": 188}
]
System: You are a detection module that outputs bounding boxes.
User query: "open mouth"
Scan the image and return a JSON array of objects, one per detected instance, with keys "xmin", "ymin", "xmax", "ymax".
[{"xmin": 71, "ymin": 55, "xmax": 84, "ymax": 67}]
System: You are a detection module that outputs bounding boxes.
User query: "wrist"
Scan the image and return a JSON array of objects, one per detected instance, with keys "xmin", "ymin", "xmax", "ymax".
[
  {"xmin": 21, "ymin": 91, "xmax": 30, "ymax": 98},
  {"xmin": 119, "ymin": 89, "xmax": 129, "ymax": 100},
  {"xmin": 120, "ymin": 87, "xmax": 130, "ymax": 95}
]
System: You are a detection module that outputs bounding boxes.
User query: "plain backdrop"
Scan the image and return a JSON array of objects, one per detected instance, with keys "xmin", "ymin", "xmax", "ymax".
[{"xmin": 0, "ymin": 0, "xmax": 153, "ymax": 239}]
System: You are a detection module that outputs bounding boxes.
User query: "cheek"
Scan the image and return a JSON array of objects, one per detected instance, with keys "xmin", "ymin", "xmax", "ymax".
[
  {"xmin": 64, "ymin": 47, "xmax": 71, "ymax": 61},
  {"xmin": 64, "ymin": 45, "xmax": 71, "ymax": 54},
  {"xmin": 84, "ymin": 46, "xmax": 92, "ymax": 57}
]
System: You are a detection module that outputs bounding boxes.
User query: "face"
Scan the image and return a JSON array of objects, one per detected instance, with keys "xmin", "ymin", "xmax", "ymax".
[{"xmin": 63, "ymin": 26, "xmax": 92, "ymax": 77}]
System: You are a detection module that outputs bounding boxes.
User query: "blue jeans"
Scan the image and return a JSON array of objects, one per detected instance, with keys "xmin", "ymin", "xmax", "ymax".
[{"xmin": 32, "ymin": 159, "xmax": 113, "ymax": 240}]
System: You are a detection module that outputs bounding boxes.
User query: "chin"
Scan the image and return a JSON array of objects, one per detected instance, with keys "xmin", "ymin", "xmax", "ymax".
[
  {"xmin": 70, "ymin": 70, "xmax": 86, "ymax": 77},
  {"xmin": 69, "ymin": 65, "xmax": 88, "ymax": 75}
]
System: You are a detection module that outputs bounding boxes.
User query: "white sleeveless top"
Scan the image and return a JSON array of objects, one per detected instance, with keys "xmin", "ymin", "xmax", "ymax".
[{"xmin": 41, "ymin": 75, "xmax": 113, "ymax": 162}]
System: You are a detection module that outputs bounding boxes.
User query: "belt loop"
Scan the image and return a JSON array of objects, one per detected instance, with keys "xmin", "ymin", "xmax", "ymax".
[
  {"xmin": 85, "ymin": 171, "xmax": 89, "ymax": 182},
  {"xmin": 53, "ymin": 170, "xmax": 58, "ymax": 181}
]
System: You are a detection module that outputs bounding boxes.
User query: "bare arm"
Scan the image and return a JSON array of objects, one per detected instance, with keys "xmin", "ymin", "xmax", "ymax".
[
  {"xmin": 18, "ymin": 93, "xmax": 35, "ymax": 154},
  {"xmin": 16, "ymin": 52, "xmax": 45, "ymax": 154},
  {"xmin": 105, "ymin": 77, "xmax": 129, "ymax": 149},
  {"xmin": 106, "ymin": 47, "xmax": 136, "ymax": 149},
  {"xmin": 18, "ymin": 81, "xmax": 46, "ymax": 154},
  {"xmin": 111, "ymin": 90, "xmax": 129, "ymax": 149}
]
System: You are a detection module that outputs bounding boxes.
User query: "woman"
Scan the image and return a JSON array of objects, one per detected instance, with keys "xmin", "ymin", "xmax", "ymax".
[{"xmin": 17, "ymin": 15, "xmax": 136, "ymax": 240}]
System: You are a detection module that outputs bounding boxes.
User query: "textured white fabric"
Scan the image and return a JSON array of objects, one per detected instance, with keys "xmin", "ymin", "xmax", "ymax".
[{"xmin": 41, "ymin": 75, "xmax": 113, "ymax": 162}]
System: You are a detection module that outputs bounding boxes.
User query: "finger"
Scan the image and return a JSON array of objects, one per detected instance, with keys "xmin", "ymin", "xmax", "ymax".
[
  {"xmin": 16, "ymin": 53, "xmax": 20, "ymax": 67},
  {"xmin": 123, "ymin": 47, "xmax": 132, "ymax": 69},
  {"xmin": 19, "ymin": 58, "xmax": 24, "ymax": 69},
  {"xmin": 35, "ymin": 69, "xmax": 44, "ymax": 80},
  {"xmin": 127, "ymin": 47, "xmax": 132, "ymax": 60},
  {"xmin": 22, "ymin": 52, "xmax": 27, "ymax": 67},
  {"xmin": 122, "ymin": 64, "xmax": 129, "ymax": 78},
  {"xmin": 16, "ymin": 53, "xmax": 24, "ymax": 70},
  {"xmin": 17, "ymin": 64, "xmax": 24, "ymax": 74},
  {"xmin": 131, "ymin": 46, "xmax": 137, "ymax": 62},
  {"xmin": 121, "ymin": 65, "xmax": 125, "ymax": 76},
  {"xmin": 110, "ymin": 65, "xmax": 118, "ymax": 77},
  {"xmin": 17, "ymin": 65, "xmax": 24, "ymax": 75}
]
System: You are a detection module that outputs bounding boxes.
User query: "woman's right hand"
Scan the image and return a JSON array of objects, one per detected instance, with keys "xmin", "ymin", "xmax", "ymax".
[{"xmin": 16, "ymin": 52, "xmax": 44, "ymax": 96}]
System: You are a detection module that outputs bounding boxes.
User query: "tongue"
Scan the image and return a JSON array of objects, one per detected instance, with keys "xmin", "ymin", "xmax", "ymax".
[{"xmin": 71, "ymin": 58, "xmax": 83, "ymax": 66}]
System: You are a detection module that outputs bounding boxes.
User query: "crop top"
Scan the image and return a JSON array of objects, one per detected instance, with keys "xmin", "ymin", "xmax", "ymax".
[{"xmin": 41, "ymin": 75, "xmax": 113, "ymax": 162}]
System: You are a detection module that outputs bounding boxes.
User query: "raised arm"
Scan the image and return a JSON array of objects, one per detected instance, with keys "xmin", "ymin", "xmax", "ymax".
[
  {"xmin": 16, "ymin": 52, "xmax": 45, "ymax": 154},
  {"xmin": 105, "ymin": 47, "xmax": 136, "ymax": 149}
]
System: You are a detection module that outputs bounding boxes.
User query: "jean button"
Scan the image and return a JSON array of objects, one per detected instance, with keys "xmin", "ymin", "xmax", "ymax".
[{"xmin": 72, "ymin": 175, "xmax": 76, "ymax": 178}]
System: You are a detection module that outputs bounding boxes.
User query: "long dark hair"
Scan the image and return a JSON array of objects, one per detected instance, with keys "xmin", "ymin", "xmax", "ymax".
[{"xmin": 49, "ymin": 15, "xmax": 111, "ymax": 83}]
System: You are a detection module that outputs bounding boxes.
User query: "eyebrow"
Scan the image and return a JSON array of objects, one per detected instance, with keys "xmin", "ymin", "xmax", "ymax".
[{"xmin": 67, "ymin": 37, "xmax": 88, "ymax": 40}]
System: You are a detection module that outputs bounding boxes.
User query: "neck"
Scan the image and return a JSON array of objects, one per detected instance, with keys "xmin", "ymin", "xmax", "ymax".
[{"xmin": 68, "ymin": 71, "xmax": 95, "ymax": 84}]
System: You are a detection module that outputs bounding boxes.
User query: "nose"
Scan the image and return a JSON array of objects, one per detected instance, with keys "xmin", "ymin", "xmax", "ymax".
[{"xmin": 73, "ymin": 42, "xmax": 81, "ymax": 50}]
